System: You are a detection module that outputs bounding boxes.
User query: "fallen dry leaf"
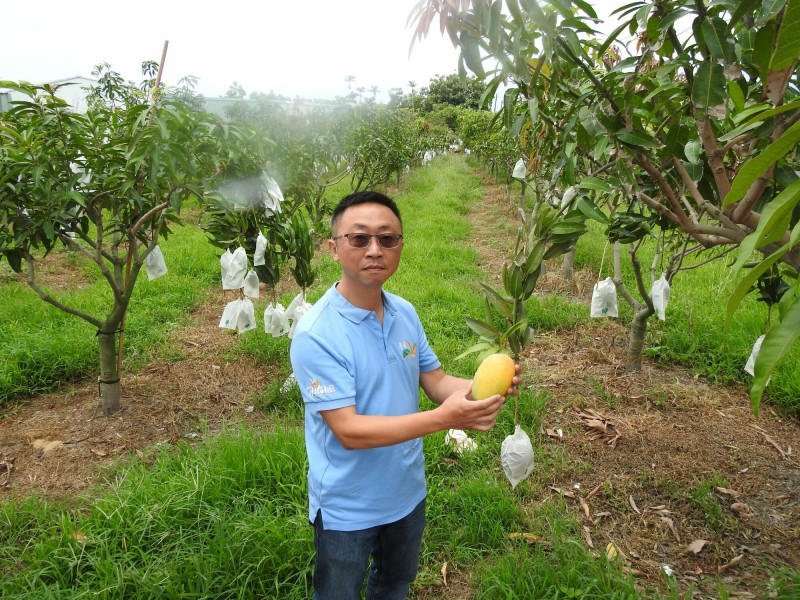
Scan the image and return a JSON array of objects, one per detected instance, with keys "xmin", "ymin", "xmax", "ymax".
[
  {"xmin": 586, "ymin": 483, "xmax": 603, "ymax": 501},
  {"xmin": 549, "ymin": 486, "xmax": 576, "ymax": 499},
  {"xmin": 622, "ymin": 566, "xmax": 647, "ymax": 577},
  {"xmin": 731, "ymin": 502, "xmax": 752, "ymax": 518},
  {"xmin": 715, "ymin": 487, "xmax": 739, "ymax": 497},
  {"xmin": 606, "ymin": 542, "xmax": 619, "ymax": 560},
  {"xmin": 440, "ymin": 561, "xmax": 448, "ymax": 586},
  {"xmin": 717, "ymin": 554, "xmax": 744, "ymax": 574},
  {"xmin": 71, "ymin": 531, "xmax": 88, "ymax": 543},
  {"xmin": 32, "ymin": 439, "xmax": 64, "ymax": 454},
  {"xmin": 682, "ymin": 539, "xmax": 710, "ymax": 555},
  {"xmin": 545, "ymin": 428, "xmax": 564, "ymax": 441},
  {"xmin": 629, "ymin": 495, "xmax": 641, "ymax": 514},
  {"xmin": 0, "ymin": 457, "xmax": 14, "ymax": 488},
  {"xmin": 507, "ymin": 532, "xmax": 540, "ymax": 545},
  {"xmin": 579, "ymin": 496, "xmax": 591, "ymax": 519},
  {"xmin": 581, "ymin": 525, "xmax": 594, "ymax": 549},
  {"xmin": 577, "ymin": 409, "xmax": 622, "ymax": 448},
  {"xmin": 90, "ymin": 448, "xmax": 109, "ymax": 458},
  {"xmin": 660, "ymin": 516, "xmax": 681, "ymax": 542}
]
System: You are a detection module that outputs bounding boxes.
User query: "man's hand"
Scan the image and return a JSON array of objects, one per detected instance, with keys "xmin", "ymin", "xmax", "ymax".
[{"xmin": 438, "ymin": 390, "xmax": 505, "ymax": 432}]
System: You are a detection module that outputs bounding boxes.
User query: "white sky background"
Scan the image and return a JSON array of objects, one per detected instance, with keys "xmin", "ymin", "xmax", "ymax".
[
  {"xmin": 2, "ymin": 0, "xmax": 466, "ymax": 102},
  {"xmin": 3, "ymin": 1, "xmax": 631, "ymax": 103}
]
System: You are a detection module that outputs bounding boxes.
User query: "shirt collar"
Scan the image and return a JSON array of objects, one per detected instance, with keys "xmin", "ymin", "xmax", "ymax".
[{"xmin": 329, "ymin": 283, "xmax": 397, "ymax": 323}]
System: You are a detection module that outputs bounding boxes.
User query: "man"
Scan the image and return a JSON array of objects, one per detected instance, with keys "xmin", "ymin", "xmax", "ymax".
[{"xmin": 290, "ymin": 190, "xmax": 519, "ymax": 599}]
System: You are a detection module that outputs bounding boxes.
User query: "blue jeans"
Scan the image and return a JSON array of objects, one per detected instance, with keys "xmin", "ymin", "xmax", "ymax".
[{"xmin": 312, "ymin": 499, "xmax": 426, "ymax": 600}]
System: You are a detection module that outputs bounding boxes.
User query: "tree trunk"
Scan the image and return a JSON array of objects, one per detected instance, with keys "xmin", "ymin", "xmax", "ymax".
[
  {"xmin": 97, "ymin": 330, "xmax": 121, "ymax": 415},
  {"xmin": 627, "ymin": 305, "xmax": 654, "ymax": 371},
  {"xmin": 561, "ymin": 247, "xmax": 575, "ymax": 280}
]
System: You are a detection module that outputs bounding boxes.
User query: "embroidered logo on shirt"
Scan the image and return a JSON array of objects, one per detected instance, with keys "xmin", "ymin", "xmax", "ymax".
[
  {"xmin": 308, "ymin": 379, "xmax": 336, "ymax": 396},
  {"xmin": 400, "ymin": 340, "xmax": 417, "ymax": 359}
]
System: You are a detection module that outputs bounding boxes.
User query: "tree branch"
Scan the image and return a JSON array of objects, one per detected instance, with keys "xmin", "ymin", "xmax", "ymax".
[{"xmin": 23, "ymin": 247, "xmax": 103, "ymax": 330}]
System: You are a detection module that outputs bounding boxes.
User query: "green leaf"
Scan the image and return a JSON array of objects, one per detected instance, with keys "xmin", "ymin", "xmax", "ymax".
[
  {"xmin": 692, "ymin": 62, "xmax": 727, "ymax": 110},
  {"xmin": 727, "ymin": 222, "xmax": 800, "ymax": 322},
  {"xmin": 577, "ymin": 198, "xmax": 610, "ymax": 224},
  {"xmin": 597, "ymin": 22, "xmax": 629, "ymax": 61},
  {"xmin": 756, "ymin": 0, "xmax": 787, "ymax": 27},
  {"xmin": 455, "ymin": 341, "xmax": 500, "ymax": 362},
  {"xmin": 700, "ymin": 16, "xmax": 733, "ymax": 62},
  {"xmin": 770, "ymin": 0, "xmax": 800, "ymax": 69},
  {"xmin": 728, "ymin": 80, "xmax": 745, "ymax": 112},
  {"xmin": 480, "ymin": 283, "xmax": 514, "ymax": 319},
  {"xmin": 737, "ymin": 99, "xmax": 800, "ymax": 130},
  {"xmin": 615, "ymin": 129, "xmax": 663, "ymax": 149},
  {"xmin": 725, "ymin": 120, "xmax": 800, "ymax": 205},
  {"xmin": 579, "ymin": 176, "xmax": 612, "ymax": 192},
  {"xmin": 732, "ymin": 178, "xmax": 800, "ymax": 273},
  {"xmin": 729, "ymin": 0, "xmax": 764, "ymax": 30},
  {"xmin": 751, "ymin": 293, "xmax": 800, "ymax": 416},
  {"xmin": 465, "ymin": 317, "xmax": 500, "ymax": 341}
]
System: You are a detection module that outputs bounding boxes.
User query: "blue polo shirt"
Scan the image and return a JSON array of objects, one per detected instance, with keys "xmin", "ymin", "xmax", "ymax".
[{"xmin": 289, "ymin": 284, "xmax": 441, "ymax": 531}]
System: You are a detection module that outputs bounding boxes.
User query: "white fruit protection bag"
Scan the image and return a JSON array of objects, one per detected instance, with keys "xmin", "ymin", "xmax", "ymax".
[
  {"xmin": 512, "ymin": 158, "xmax": 527, "ymax": 180},
  {"xmin": 591, "ymin": 277, "xmax": 618, "ymax": 318},
  {"xmin": 144, "ymin": 245, "xmax": 168, "ymax": 281},
  {"xmin": 253, "ymin": 231, "xmax": 267, "ymax": 266},
  {"xmin": 501, "ymin": 425, "xmax": 535, "ymax": 488},
  {"xmin": 264, "ymin": 303, "xmax": 290, "ymax": 337},
  {"xmin": 243, "ymin": 270, "xmax": 260, "ymax": 299},
  {"xmin": 220, "ymin": 247, "xmax": 248, "ymax": 290},
  {"xmin": 236, "ymin": 298, "xmax": 256, "ymax": 333},
  {"xmin": 445, "ymin": 429, "xmax": 478, "ymax": 454},
  {"xmin": 651, "ymin": 273, "xmax": 671, "ymax": 321}
]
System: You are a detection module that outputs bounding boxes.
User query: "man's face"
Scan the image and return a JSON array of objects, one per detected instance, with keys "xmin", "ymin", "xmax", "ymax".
[{"xmin": 328, "ymin": 202, "xmax": 403, "ymax": 292}]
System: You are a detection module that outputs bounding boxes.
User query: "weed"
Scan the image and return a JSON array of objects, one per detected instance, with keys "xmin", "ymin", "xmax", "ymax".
[{"xmin": 690, "ymin": 474, "xmax": 734, "ymax": 532}]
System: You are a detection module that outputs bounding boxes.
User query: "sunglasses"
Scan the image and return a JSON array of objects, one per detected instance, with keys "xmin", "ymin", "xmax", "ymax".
[{"xmin": 332, "ymin": 233, "xmax": 404, "ymax": 249}]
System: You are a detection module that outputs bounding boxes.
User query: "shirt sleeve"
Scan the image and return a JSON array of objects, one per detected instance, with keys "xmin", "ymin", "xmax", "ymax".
[{"xmin": 290, "ymin": 329, "xmax": 356, "ymax": 413}]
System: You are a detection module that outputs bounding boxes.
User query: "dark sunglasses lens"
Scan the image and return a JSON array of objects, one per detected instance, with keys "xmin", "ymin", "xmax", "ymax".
[
  {"xmin": 378, "ymin": 235, "xmax": 401, "ymax": 248},
  {"xmin": 349, "ymin": 234, "xmax": 371, "ymax": 248}
]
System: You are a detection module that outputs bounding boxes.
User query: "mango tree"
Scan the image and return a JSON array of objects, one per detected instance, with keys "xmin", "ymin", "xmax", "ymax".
[
  {"xmin": 411, "ymin": 0, "xmax": 800, "ymax": 411},
  {"xmin": 0, "ymin": 68, "xmax": 267, "ymax": 414}
]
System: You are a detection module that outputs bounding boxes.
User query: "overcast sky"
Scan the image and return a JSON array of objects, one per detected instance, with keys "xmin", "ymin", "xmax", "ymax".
[{"xmin": 2, "ymin": 0, "xmax": 467, "ymax": 102}]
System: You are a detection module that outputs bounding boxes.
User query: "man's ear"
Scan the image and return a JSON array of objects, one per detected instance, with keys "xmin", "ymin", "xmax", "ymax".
[{"xmin": 327, "ymin": 238, "xmax": 339, "ymax": 262}]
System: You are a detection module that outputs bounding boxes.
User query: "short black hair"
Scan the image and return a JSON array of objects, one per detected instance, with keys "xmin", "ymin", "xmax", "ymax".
[{"xmin": 331, "ymin": 191, "xmax": 402, "ymax": 234}]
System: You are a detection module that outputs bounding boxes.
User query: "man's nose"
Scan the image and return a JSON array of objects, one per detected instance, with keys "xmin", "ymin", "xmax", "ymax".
[{"xmin": 364, "ymin": 236, "xmax": 384, "ymax": 253}]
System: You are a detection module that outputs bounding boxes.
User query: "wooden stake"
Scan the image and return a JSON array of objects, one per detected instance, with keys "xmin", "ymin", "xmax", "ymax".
[{"xmin": 116, "ymin": 41, "xmax": 170, "ymax": 377}]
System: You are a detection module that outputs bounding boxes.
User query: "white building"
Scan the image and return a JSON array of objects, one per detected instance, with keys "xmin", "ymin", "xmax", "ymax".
[{"xmin": 1, "ymin": 76, "xmax": 97, "ymax": 114}]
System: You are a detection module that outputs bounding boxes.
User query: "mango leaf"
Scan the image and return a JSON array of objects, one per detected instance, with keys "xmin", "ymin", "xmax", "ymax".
[
  {"xmin": 455, "ymin": 341, "xmax": 500, "ymax": 361},
  {"xmin": 692, "ymin": 62, "xmax": 726, "ymax": 110},
  {"xmin": 574, "ymin": 198, "xmax": 608, "ymax": 225},
  {"xmin": 756, "ymin": 0, "xmax": 787, "ymax": 27},
  {"xmin": 770, "ymin": 0, "xmax": 800, "ymax": 69},
  {"xmin": 597, "ymin": 21, "xmax": 629, "ymax": 59},
  {"xmin": 729, "ymin": 0, "xmax": 764, "ymax": 30},
  {"xmin": 725, "ymin": 120, "xmax": 800, "ymax": 205},
  {"xmin": 727, "ymin": 222, "xmax": 800, "ymax": 323},
  {"xmin": 736, "ymin": 99, "xmax": 800, "ymax": 130},
  {"xmin": 731, "ymin": 178, "xmax": 800, "ymax": 273},
  {"xmin": 480, "ymin": 282, "xmax": 514, "ymax": 319},
  {"xmin": 751, "ymin": 292, "xmax": 800, "ymax": 416},
  {"xmin": 616, "ymin": 129, "xmax": 663, "ymax": 149},
  {"xmin": 700, "ymin": 16, "xmax": 734, "ymax": 62},
  {"xmin": 579, "ymin": 176, "xmax": 612, "ymax": 192},
  {"xmin": 466, "ymin": 317, "xmax": 500, "ymax": 341}
]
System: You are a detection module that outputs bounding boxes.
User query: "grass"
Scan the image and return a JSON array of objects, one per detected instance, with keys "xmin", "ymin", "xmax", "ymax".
[
  {"xmin": 571, "ymin": 221, "xmax": 800, "ymax": 416},
  {"xmin": 2, "ymin": 154, "xmax": 800, "ymax": 598},
  {"xmin": 0, "ymin": 224, "xmax": 221, "ymax": 406}
]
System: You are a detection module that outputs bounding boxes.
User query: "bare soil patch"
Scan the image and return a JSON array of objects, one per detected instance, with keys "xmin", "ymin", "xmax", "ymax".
[
  {"xmin": 468, "ymin": 177, "xmax": 800, "ymax": 598},
  {"xmin": 1, "ymin": 178, "xmax": 798, "ymax": 599}
]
